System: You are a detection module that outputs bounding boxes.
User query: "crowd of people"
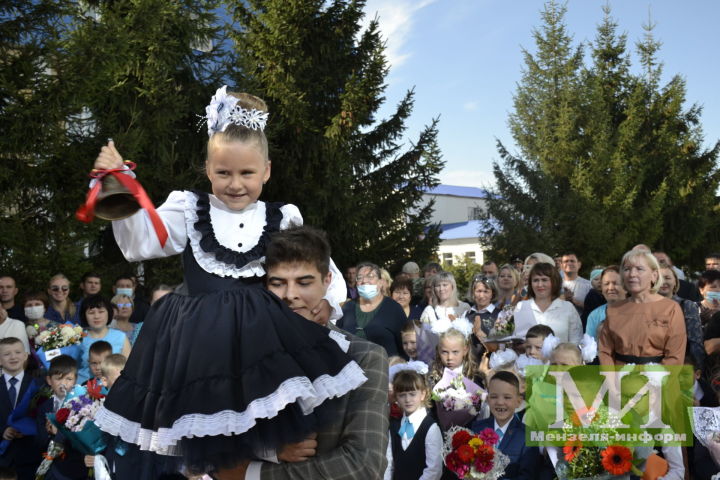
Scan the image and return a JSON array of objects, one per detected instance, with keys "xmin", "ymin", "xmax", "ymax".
[{"xmin": 2, "ymin": 82, "xmax": 720, "ymax": 480}]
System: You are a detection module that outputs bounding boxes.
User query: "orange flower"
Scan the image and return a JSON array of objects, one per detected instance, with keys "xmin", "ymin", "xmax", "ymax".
[
  {"xmin": 600, "ymin": 446, "xmax": 633, "ymax": 475},
  {"xmin": 563, "ymin": 440, "xmax": 582, "ymax": 462}
]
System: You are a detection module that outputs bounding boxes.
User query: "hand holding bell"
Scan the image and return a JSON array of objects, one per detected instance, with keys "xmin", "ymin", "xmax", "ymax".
[{"xmin": 91, "ymin": 139, "xmax": 140, "ymax": 220}]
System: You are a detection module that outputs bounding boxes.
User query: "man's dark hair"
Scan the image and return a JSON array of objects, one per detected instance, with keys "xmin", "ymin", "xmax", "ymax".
[
  {"xmin": 89, "ymin": 340, "xmax": 112, "ymax": 357},
  {"xmin": 561, "ymin": 252, "xmax": 579, "ymax": 260},
  {"xmin": 489, "ymin": 370, "xmax": 520, "ymax": 393},
  {"xmin": 114, "ymin": 274, "xmax": 134, "ymax": 286},
  {"xmin": 706, "ymin": 252, "xmax": 720, "ymax": 260},
  {"xmin": 80, "ymin": 295, "xmax": 114, "ymax": 328},
  {"xmin": 266, "ymin": 226, "xmax": 331, "ymax": 276},
  {"xmin": 699, "ymin": 270, "xmax": 720, "ymax": 290},
  {"xmin": 48, "ymin": 355, "xmax": 78, "ymax": 377},
  {"xmin": 482, "ymin": 260, "xmax": 497, "ymax": 267},
  {"xmin": 81, "ymin": 272, "xmax": 102, "ymax": 283}
]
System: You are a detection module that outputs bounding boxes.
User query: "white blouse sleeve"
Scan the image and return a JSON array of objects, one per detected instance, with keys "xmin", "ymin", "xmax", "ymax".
[
  {"xmin": 279, "ymin": 204, "xmax": 346, "ymax": 320},
  {"xmin": 420, "ymin": 423, "xmax": 444, "ymax": 480},
  {"xmin": 112, "ymin": 190, "xmax": 188, "ymax": 262},
  {"xmin": 566, "ymin": 302, "xmax": 583, "ymax": 344}
]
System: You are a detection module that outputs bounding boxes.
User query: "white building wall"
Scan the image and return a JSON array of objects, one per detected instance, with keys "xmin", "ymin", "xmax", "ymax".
[{"xmin": 436, "ymin": 239, "xmax": 484, "ymax": 266}]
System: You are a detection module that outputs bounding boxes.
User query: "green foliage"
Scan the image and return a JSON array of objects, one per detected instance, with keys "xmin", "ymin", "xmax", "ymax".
[
  {"xmin": 228, "ymin": 0, "xmax": 444, "ymax": 270},
  {"xmin": 482, "ymin": 1, "xmax": 720, "ymax": 270}
]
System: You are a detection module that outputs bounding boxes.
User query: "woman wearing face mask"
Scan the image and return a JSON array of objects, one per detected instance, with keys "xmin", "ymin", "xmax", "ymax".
[
  {"xmin": 337, "ymin": 262, "xmax": 407, "ymax": 357},
  {"xmin": 698, "ymin": 269, "xmax": 720, "ymax": 327},
  {"xmin": 23, "ymin": 292, "xmax": 60, "ymax": 347},
  {"xmin": 46, "ymin": 273, "xmax": 79, "ymax": 324}
]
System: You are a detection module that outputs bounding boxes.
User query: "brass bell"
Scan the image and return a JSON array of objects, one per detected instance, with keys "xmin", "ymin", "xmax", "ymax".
[{"xmin": 94, "ymin": 174, "xmax": 141, "ymax": 220}]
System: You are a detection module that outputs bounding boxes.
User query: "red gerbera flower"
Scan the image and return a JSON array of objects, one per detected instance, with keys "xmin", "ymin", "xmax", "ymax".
[
  {"xmin": 600, "ymin": 446, "xmax": 633, "ymax": 475},
  {"xmin": 86, "ymin": 378, "xmax": 105, "ymax": 400},
  {"xmin": 475, "ymin": 444, "xmax": 494, "ymax": 463},
  {"xmin": 563, "ymin": 440, "xmax": 583, "ymax": 462},
  {"xmin": 456, "ymin": 445, "xmax": 475, "ymax": 463},
  {"xmin": 452, "ymin": 430, "xmax": 472, "ymax": 449}
]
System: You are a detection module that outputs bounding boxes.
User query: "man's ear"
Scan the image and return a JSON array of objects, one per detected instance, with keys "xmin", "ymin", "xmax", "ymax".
[{"xmin": 324, "ymin": 271, "xmax": 332, "ymax": 288}]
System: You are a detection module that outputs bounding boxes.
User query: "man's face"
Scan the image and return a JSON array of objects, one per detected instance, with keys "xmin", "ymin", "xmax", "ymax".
[
  {"xmin": 344, "ymin": 267, "xmax": 357, "ymax": 287},
  {"xmin": 0, "ymin": 277, "xmax": 18, "ymax": 303},
  {"xmin": 267, "ymin": 262, "xmax": 332, "ymax": 325},
  {"xmin": 706, "ymin": 257, "xmax": 720, "ymax": 271},
  {"xmin": 114, "ymin": 279, "xmax": 133, "ymax": 291},
  {"xmin": 481, "ymin": 263, "xmax": 498, "ymax": 278},
  {"xmin": 82, "ymin": 277, "xmax": 102, "ymax": 295},
  {"xmin": 654, "ymin": 252, "xmax": 671, "ymax": 267},
  {"xmin": 561, "ymin": 255, "xmax": 580, "ymax": 275}
]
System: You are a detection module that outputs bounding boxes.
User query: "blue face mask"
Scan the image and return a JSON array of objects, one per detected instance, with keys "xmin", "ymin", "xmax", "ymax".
[
  {"xmin": 358, "ymin": 284, "xmax": 379, "ymax": 300},
  {"xmin": 116, "ymin": 287, "xmax": 133, "ymax": 297},
  {"xmin": 706, "ymin": 291, "xmax": 720, "ymax": 302}
]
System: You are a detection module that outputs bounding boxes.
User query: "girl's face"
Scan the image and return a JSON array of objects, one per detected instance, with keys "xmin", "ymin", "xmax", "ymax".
[
  {"xmin": 434, "ymin": 281, "xmax": 454, "ymax": 304},
  {"xmin": 392, "ymin": 287, "xmax": 411, "ymax": 308},
  {"xmin": 48, "ymin": 279, "xmax": 70, "ymax": 302},
  {"xmin": 658, "ymin": 268, "xmax": 676, "ymax": 297},
  {"xmin": 498, "ymin": 268, "xmax": 516, "ymax": 290},
  {"xmin": 622, "ymin": 257, "xmax": 657, "ymax": 296},
  {"xmin": 395, "ymin": 388, "xmax": 426, "ymax": 416},
  {"xmin": 206, "ymin": 141, "xmax": 270, "ymax": 211},
  {"xmin": 601, "ymin": 271, "xmax": 626, "ymax": 303},
  {"xmin": 473, "ymin": 283, "xmax": 493, "ymax": 309},
  {"xmin": 531, "ymin": 274, "xmax": 552, "ymax": 300},
  {"xmin": 85, "ymin": 307, "xmax": 109, "ymax": 331},
  {"xmin": 439, "ymin": 336, "xmax": 467, "ymax": 369},
  {"xmin": 550, "ymin": 349, "xmax": 581, "ymax": 367}
]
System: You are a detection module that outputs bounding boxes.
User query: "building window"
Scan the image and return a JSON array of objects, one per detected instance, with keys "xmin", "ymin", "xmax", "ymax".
[
  {"xmin": 442, "ymin": 252, "xmax": 453, "ymax": 266},
  {"xmin": 465, "ymin": 252, "xmax": 476, "ymax": 263},
  {"xmin": 468, "ymin": 206, "xmax": 483, "ymax": 220}
]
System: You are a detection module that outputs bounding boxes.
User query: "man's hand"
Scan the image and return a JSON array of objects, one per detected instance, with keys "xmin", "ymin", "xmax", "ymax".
[
  {"xmin": 84, "ymin": 455, "xmax": 95, "ymax": 468},
  {"xmin": 277, "ymin": 433, "xmax": 318, "ymax": 462},
  {"xmin": 2, "ymin": 427, "xmax": 19, "ymax": 441},
  {"xmin": 311, "ymin": 299, "xmax": 331, "ymax": 326},
  {"xmin": 214, "ymin": 460, "xmax": 250, "ymax": 480}
]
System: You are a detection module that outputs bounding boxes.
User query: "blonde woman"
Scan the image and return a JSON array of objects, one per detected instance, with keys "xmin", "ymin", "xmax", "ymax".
[
  {"xmin": 46, "ymin": 273, "xmax": 78, "ymax": 324},
  {"xmin": 598, "ymin": 249, "xmax": 686, "ymax": 365}
]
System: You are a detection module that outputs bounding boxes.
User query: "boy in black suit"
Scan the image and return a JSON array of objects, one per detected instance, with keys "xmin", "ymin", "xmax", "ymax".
[
  {"xmin": 471, "ymin": 371, "xmax": 539, "ymax": 480},
  {"xmin": 0, "ymin": 337, "xmax": 43, "ymax": 480},
  {"xmin": 35, "ymin": 355, "xmax": 90, "ymax": 480}
]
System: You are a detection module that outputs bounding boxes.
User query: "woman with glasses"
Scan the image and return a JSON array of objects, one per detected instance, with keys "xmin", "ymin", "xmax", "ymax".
[
  {"xmin": 109, "ymin": 294, "xmax": 143, "ymax": 346},
  {"xmin": 495, "ymin": 264, "xmax": 522, "ymax": 308},
  {"xmin": 337, "ymin": 262, "xmax": 406, "ymax": 357},
  {"xmin": 46, "ymin": 273, "xmax": 79, "ymax": 324}
]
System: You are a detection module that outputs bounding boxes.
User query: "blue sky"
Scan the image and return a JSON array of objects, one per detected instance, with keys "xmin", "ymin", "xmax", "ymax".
[{"xmin": 361, "ymin": 0, "xmax": 720, "ymax": 189}]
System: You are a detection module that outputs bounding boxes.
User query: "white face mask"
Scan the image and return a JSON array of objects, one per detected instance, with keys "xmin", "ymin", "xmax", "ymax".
[{"xmin": 24, "ymin": 305, "xmax": 45, "ymax": 320}]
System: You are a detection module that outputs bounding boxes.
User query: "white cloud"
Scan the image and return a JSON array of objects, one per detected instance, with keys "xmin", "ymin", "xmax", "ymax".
[
  {"xmin": 362, "ymin": 0, "xmax": 436, "ymax": 68},
  {"xmin": 440, "ymin": 169, "xmax": 496, "ymax": 190},
  {"xmin": 463, "ymin": 101, "xmax": 478, "ymax": 111}
]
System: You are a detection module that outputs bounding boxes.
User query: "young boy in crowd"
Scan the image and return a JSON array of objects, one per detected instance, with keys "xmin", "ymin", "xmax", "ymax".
[
  {"xmin": 35, "ymin": 355, "xmax": 89, "ymax": 480},
  {"xmin": 525, "ymin": 325, "xmax": 554, "ymax": 362},
  {"xmin": 401, "ymin": 322, "xmax": 418, "ymax": 361},
  {"xmin": 0, "ymin": 337, "xmax": 42, "ymax": 480},
  {"xmin": 100, "ymin": 354, "xmax": 126, "ymax": 390},
  {"xmin": 471, "ymin": 371, "xmax": 539, "ymax": 480},
  {"xmin": 85, "ymin": 341, "xmax": 112, "ymax": 386}
]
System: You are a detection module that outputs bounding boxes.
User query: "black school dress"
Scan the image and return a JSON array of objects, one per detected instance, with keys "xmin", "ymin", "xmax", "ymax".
[{"xmin": 94, "ymin": 191, "xmax": 366, "ymax": 474}]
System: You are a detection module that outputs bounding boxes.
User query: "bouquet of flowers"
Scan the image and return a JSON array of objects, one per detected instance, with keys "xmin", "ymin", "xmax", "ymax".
[
  {"xmin": 557, "ymin": 442, "xmax": 643, "ymax": 480},
  {"xmin": 432, "ymin": 369, "xmax": 485, "ymax": 430},
  {"xmin": 442, "ymin": 426, "xmax": 509, "ymax": 480},
  {"xmin": 49, "ymin": 384, "xmax": 107, "ymax": 455},
  {"xmin": 487, "ymin": 306, "xmax": 515, "ymax": 340},
  {"xmin": 34, "ymin": 323, "xmax": 84, "ymax": 369}
]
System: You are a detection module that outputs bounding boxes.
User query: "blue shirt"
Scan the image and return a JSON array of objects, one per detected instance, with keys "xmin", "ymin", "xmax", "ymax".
[
  {"xmin": 585, "ymin": 304, "xmax": 608, "ymax": 340},
  {"xmin": 46, "ymin": 305, "xmax": 79, "ymax": 325},
  {"xmin": 78, "ymin": 328, "xmax": 127, "ymax": 383}
]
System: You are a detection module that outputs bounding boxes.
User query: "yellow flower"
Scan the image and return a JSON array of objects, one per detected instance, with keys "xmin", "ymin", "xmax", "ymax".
[{"xmin": 468, "ymin": 437, "xmax": 483, "ymax": 449}]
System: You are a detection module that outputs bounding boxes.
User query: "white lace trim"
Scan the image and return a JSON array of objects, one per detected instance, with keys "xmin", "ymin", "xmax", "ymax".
[
  {"xmin": 95, "ymin": 359, "xmax": 367, "ymax": 452},
  {"xmin": 690, "ymin": 406, "xmax": 720, "ymax": 448},
  {"xmin": 184, "ymin": 191, "xmax": 266, "ymax": 278},
  {"xmin": 328, "ymin": 329, "xmax": 350, "ymax": 352}
]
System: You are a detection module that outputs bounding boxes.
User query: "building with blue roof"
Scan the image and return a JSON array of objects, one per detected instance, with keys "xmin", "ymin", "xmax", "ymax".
[{"xmin": 419, "ymin": 184, "xmax": 490, "ymax": 265}]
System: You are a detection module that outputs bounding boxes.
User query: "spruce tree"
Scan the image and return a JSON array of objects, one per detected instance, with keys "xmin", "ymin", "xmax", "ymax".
[
  {"xmin": 482, "ymin": 2, "xmax": 719, "ymax": 268},
  {"xmin": 227, "ymin": 0, "xmax": 444, "ymax": 270}
]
